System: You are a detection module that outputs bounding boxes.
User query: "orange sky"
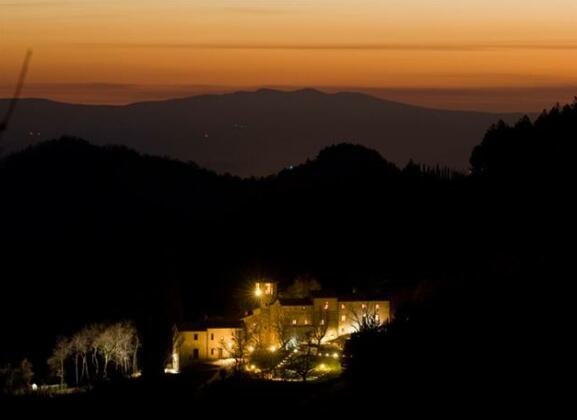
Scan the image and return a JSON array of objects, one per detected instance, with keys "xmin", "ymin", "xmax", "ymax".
[{"xmin": 1, "ymin": 0, "xmax": 577, "ymax": 111}]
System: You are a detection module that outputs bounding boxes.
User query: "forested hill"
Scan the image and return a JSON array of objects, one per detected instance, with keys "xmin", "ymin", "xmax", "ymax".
[{"xmin": 0, "ymin": 100, "xmax": 574, "ymax": 374}]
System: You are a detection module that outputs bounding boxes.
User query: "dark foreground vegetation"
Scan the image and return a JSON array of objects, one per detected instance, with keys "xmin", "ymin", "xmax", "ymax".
[{"xmin": 1, "ymin": 100, "xmax": 575, "ymax": 412}]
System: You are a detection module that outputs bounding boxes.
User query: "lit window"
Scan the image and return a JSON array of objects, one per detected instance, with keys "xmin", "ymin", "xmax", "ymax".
[
  {"xmin": 376, "ymin": 304, "xmax": 380, "ymax": 310},
  {"xmin": 194, "ymin": 334, "xmax": 198, "ymax": 341},
  {"xmin": 324, "ymin": 301, "xmax": 329, "ymax": 310},
  {"xmin": 341, "ymin": 315, "xmax": 346, "ymax": 322},
  {"xmin": 320, "ymin": 319, "xmax": 325, "ymax": 325},
  {"xmin": 292, "ymin": 319, "xmax": 297, "ymax": 325},
  {"xmin": 341, "ymin": 304, "xmax": 346, "ymax": 310},
  {"xmin": 376, "ymin": 315, "xmax": 380, "ymax": 322},
  {"xmin": 304, "ymin": 320, "xmax": 309, "ymax": 325},
  {"xmin": 362, "ymin": 304, "xmax": 366, "ymax": 310}
]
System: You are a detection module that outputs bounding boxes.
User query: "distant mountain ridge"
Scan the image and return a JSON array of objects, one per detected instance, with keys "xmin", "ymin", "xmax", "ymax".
[{"xmin": 0, "ymin": 89, "xmax": 529, "ymax": 176}]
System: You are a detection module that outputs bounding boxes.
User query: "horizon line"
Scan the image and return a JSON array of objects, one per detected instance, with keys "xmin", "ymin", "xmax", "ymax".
[{"xmin": 1, "ymin": 85, "xmax": 575, "ymax": 114}]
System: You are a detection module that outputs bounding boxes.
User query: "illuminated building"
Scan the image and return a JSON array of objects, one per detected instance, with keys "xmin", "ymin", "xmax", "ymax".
[
  {"xmin": 244, "ymin": 282, "xmax": 390, "ymax": 348},
  {"xmin": 173, "ymin": 281, "xmax": 390, "ymax": 367},
  {"xmin": 172, "ymin": 320, "xmax": 242, "ymax": 370}
]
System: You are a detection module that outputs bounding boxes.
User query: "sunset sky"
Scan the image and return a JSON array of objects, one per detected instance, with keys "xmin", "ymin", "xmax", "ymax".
[{"xmin": 1, "ymin": 0, "xmax": 577, "ymax": 111}]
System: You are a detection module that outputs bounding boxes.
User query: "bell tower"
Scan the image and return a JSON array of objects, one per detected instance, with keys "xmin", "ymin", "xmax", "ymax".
[{"xmin": 254, "ymin": 281, "xmax": 277, "ymax": 306}]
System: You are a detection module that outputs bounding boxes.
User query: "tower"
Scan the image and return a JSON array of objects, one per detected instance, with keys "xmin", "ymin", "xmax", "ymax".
[{"xmin": 254, "ymin": 281, "xmax": 277, "ymax": 306}]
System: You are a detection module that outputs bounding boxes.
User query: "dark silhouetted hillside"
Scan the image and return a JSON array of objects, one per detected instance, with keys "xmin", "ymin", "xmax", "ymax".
[
  {"xmin": 471, "ymin": 99, "xmax": 577, "ymax": 180},
  {"xmin": 0, "ymin": 89, "xmax": 527, "ymax": 176},
  {"xmin": 0, "ymin": 95, "xmax": 572, "ymax": 385}
]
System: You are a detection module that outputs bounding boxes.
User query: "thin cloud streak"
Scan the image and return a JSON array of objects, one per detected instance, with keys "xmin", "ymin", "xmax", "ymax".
[
  {"xmin": 0, "ymin": 1, "xmax": 71, "ymax": 6},
  {"xmin": 71, "ymin": 42, "xmax": 577, "ymax": 52}
]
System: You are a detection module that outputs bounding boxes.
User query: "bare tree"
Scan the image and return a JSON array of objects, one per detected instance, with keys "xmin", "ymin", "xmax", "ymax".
[
  {"xmin": 78, "ymin": 329, "xmax": 92, "ymax": 382},
  {"xmin": 350, "ymin": 305, "xmax": 383, "ymax": 334},
  {"xmin": 166, "ymin": 325, "xmax": 183, "ymax": 371},
  {"xmin": 47, "ymin": 321, "xmax": 141, "ymax": 385},
  {"xmin": 87, "ymin": 324, "xmax": 104, "ymax": 378},
  {"xmin": 99, "ymin": 321, "xmax": 140, "ymax": 377},
  {"xmin": 111, "ymin": 323, "xmax": 130, "ymax": 375},
  {"xmin": 132, "ymin": 329, "xmax": 141, "ymax": 374},
  {"xmin": 95, "ymin": 327, "xmax": 116, "ymax": 378},
  {"xmin": 70, "ymin": 328, "xmax": 96, "ymax": 385},
  {"xmin": 273, "ymin": 312, "xmax": 294, "ymax": 350},
  {"xmin": 118, "ymin": 322, "xmax": 139, "ymax": 375},
  {"xmin": 285, "ymin": 332, "xmax": 315, "ymax": 382},
  {"xmin": 47, "ymin": 336, "xmax": 71, "ymax": 388},
  {"xmin": 309, "ymin": 307, "xmax": 330, "ymax": 349},
  {"xmin": 0, "ymin": 359, "xmax": 34, "ymax": 395},
  {"xmin": 250, "ymin": 317, "xmax": 273, "ymax": 351},
  {"xmin": 19, "ymin": 359, "xmax": 34, "ymax": 392},
  {"xmin": 225, "ymin": 325, "xmax": 252, "ymax": 374}
]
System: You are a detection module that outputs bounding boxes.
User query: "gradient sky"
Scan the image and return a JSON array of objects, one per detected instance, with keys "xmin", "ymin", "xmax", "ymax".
[{"xmin": 1, "ymin": 0, "xmax": 577, "ymax": 111}]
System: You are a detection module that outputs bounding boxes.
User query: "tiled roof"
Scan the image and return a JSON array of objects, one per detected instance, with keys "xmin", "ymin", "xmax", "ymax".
[{"xmin": 178, "ymin": 319, "xmax": 242, "ymax": 331}]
